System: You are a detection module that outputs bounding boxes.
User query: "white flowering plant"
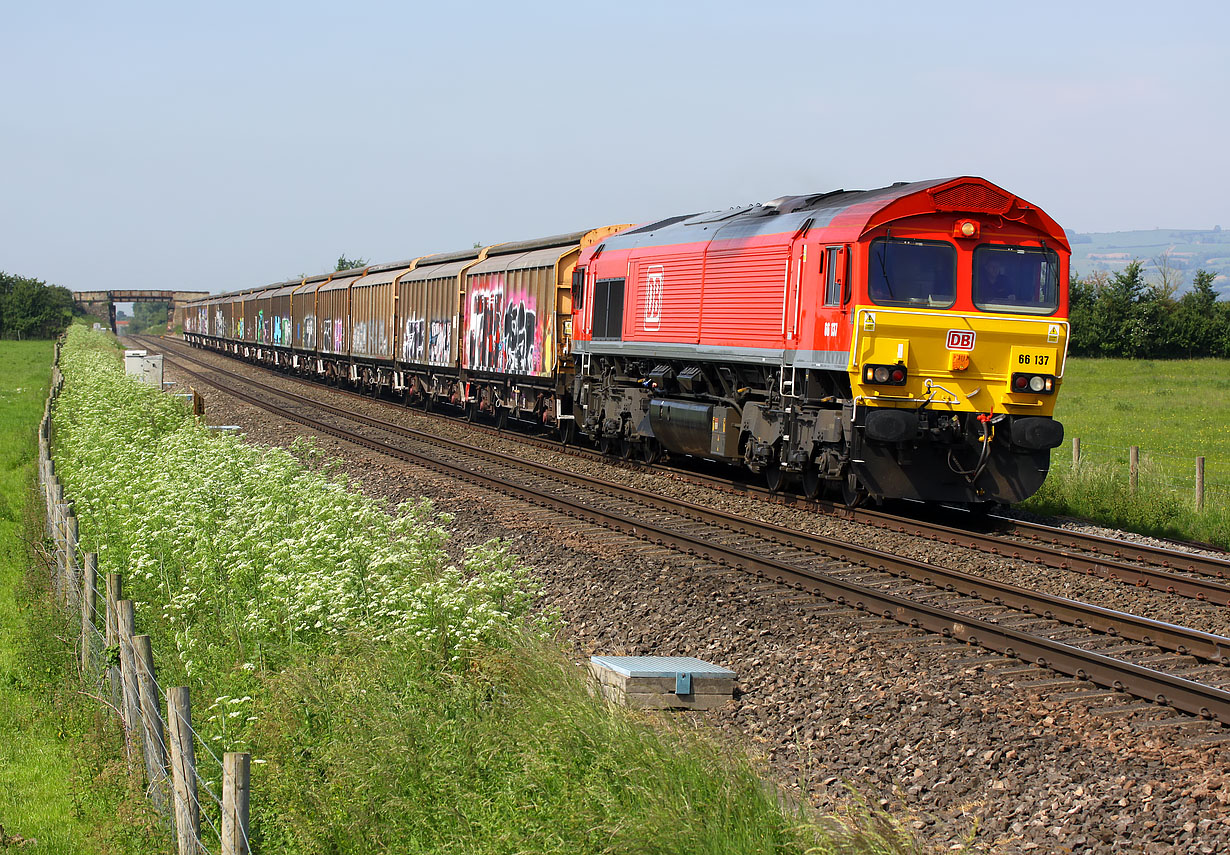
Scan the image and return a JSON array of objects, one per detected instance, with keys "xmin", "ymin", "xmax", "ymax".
[{"xmin": 53, "ymin": 327, "xmax": 546, "ymax": 751}]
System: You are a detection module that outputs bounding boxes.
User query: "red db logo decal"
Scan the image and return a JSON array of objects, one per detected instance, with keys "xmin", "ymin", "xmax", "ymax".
[{"xmin": 946, "ymin": 330, "xmax": 976, "ymax": 351}]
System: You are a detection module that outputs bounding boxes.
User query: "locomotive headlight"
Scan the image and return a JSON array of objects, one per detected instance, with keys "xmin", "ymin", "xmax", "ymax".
[{"xmin": 952, "ymin": 219, "xmax": 981, "ymax": 239}]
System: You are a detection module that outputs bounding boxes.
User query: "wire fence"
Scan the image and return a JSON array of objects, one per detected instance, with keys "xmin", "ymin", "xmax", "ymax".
[
  {"xmin": 38, "ymin": 343, "xmax": 252, "ymax": 855},
  {"xmin": 1052, "ymin": 437, "xmax": 1229, "ymax": 508}
]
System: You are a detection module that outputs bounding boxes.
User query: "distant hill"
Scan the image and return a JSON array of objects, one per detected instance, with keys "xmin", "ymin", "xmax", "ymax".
[{"xmin": 1067, "ymin": 228, "xmax": 1230, "ymax": 297}]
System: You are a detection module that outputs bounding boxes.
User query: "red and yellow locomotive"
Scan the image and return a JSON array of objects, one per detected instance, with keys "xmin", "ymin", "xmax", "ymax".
[{"xmin": 567, "ymin": 177, "xmax": 1069, "ymax": 505}]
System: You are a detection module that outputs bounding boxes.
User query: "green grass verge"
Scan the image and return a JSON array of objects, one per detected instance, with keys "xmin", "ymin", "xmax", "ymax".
[
  {"xmin": 1021, "ymin": 357, "xmax": 1230, "ymax": 547},
  {"xmin": 0, "ymin": 340, "xmax": 168, "ymax": 852}
]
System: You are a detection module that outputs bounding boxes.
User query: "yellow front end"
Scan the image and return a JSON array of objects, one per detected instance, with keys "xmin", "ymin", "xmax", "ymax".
[{"xmin": 849, "ymin": 308, "xmax": 1069, "ymax": 416}]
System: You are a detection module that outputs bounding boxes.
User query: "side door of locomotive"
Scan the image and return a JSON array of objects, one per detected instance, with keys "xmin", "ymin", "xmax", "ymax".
[{"xmin": 816, "ymin": 244, "xmax": 851, "ymax": 365}]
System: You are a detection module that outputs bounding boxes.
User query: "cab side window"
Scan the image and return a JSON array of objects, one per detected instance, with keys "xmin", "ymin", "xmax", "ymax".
[{"xmin": 824, "ymin": 246, "xmax": 843, "ymax": 306}]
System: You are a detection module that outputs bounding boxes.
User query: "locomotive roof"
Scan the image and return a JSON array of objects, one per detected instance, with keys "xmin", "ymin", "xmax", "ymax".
[{"xmin": 599, "ymin": 177, "xmax": 1067, "ymax": 251}]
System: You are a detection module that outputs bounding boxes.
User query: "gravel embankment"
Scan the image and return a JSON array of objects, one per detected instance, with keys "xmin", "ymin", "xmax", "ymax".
[{"xmin": 156, "ymin": 344, "xmax": 1230, "ymax": 855}]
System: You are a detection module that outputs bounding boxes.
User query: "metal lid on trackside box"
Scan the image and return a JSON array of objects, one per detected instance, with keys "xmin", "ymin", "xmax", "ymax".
[{"xmin": 589, "ymin": 656, "xmax": 736, "ymax": 679}]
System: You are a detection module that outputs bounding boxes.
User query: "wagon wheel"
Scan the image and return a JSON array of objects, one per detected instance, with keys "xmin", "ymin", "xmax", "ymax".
[
  {"xmin": 558, "ymin": 419, "xmax": 576, "ymax": 446},
  {"xmin": 764, "ymin": 458, "xmax": 787, "ymax": 494},
  {"xmin": 420, "ymin": 393, "xmax": 433, "ymax": 413},
  {"xmin": 640, "ymin": 438, "xmax": 661, "ymax": 465},
  {"xmin": 466, "ymin": 400, "xmax": 479, "ymax": 423},
  {"xmin": 841, "ymin": 471, "xmax": 867, "ymax": 508},
  {"xmin": 598, "ymin": 436, "xmax": 614, "ymax": 456},
  {"xmin": 801, "ymin": 463, "xmax": 822, "ymax": 500},
  {"xmin": 619, "ymin": 437, "xmax": 635, "ymax": 460},
  {"xmin": 495, "ymin": 405, "xmax": 508, "ymax": 432}
]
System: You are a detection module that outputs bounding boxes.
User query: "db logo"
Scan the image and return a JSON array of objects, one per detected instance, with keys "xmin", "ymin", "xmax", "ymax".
[
  {"xmin": 644, "ymin": 265, "xmax": 663, "ymax": 332},
  {"xmin": 946, "ymin": 329, "xmax": 976, "ymax": 351}
]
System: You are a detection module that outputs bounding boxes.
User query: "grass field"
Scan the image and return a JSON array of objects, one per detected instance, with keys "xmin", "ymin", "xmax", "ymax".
[
  {"xmin": 0, "ymin": 339, "xmax": 166, "ymax": 853},
  {"xmin": 1021, "ymin": 357, "xmax": 1230, "ymax": 547},
  {"xmin": 0, "ymin": 341, "xmax": 88, "ymax": 849}
]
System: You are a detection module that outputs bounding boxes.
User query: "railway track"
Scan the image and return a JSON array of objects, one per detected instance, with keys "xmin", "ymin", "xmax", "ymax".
[
  {"xmin": 140, "ymin": 337, "xmax": 1230, "ymax": 724},
  {"xmin": 138, "ymin": 336, "xmax": 1230, "ymax": 605}
]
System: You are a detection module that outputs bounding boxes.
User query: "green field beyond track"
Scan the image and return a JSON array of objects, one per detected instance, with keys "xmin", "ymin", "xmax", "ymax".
[
  {"xmin": 1051, "ymin": 358, "xmax": 1230, "ymax": 494},
  {"xmin": 1023, "ymin": 357, "xmax": 1230, "ymax": 547}
]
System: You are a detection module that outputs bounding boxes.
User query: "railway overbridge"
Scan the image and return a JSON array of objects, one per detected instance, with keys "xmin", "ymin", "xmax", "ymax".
[{"xmin": 73, "ymin": 289, "xmax": 209, "ymax": 333}]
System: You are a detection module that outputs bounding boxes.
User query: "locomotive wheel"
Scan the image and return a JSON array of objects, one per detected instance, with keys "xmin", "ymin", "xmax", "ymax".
[
  {"xmin": 558, "ymin": 419, "xmax": 576, "ymax": 446},
  {"xmin": 801, "ymin": 464, "xmax": 822, "ymax": 500},
  {"xmin": 841, "ymin": 472, "xmax": 867, "ymax": 508},
  {"xmin": 765, "ymin": 459, "xmax": 786, "ymax": 494},
  {"xmin": 640, "ymin": 438, "xmax": 661, "ymax": 465}
]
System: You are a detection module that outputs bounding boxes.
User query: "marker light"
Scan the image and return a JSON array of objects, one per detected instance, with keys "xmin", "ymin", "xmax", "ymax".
[
  {"xmin": 863, "ymin": 364, "xmax": 908, "ymax": 386},
  {"xmin": 1010, "ymin": 373, "xmax": 1056, "ymax": 395}
]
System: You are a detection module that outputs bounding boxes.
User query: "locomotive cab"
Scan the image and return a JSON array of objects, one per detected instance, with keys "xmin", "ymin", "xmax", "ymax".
[{"xmin": 846, "ymin": 187, "xmax": 1069, "ymax": 504}]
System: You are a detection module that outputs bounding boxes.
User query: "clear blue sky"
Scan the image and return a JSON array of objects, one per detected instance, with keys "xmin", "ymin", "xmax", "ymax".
[{"xmin": 3, "ymin": 1, "xmax": 1227, "ymax": 293}]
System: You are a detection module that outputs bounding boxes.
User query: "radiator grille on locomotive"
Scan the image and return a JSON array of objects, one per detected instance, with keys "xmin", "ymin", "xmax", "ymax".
[{"xmin": 930, "ymin": 183, "xmax": 1012, "ymax": 214}]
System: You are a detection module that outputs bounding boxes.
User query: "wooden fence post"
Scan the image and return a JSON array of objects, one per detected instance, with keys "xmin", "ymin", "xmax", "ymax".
[
  {"xmin": 81, "ymin": 553, "xmax": 98, "ymax": 674},
  {"xmin": 65, "ymin": 511, "xmax": 80, "ymax": 608},
  {"xmin": 117, "ymin": 600, "xmax": 143, "ymax": 763},
  {"xmin": 1129, "ymin": 446, "xmax": 1139, "ymax": 493},
  {"xmin": 1072, "ymin": 437, "xmax": 1081, "ymax": 468},
  {"xmin": 133, "ymin": 634, "xmax": 169, "ymax": 811},
  {"xmin": 1197, "ymin": 457, "xmax": 1205, "ymax": 512},
  {"xmin": 222, "ymin": 753, "xmax": 251, "ymax": 855},
  {"xmin": 105, "ymin": 574, "xmax": 123, "ymax": 716},
  {"xmin": 54, "ymin": 500, "xmax": 67, "ymax": 603},
  {"xmin": 51, "ymin": 492, "xmax": 65, "ymax": 597},
  {"xmin": 167, "ymin": 687, "xmax": 201, "ymax": 855}
]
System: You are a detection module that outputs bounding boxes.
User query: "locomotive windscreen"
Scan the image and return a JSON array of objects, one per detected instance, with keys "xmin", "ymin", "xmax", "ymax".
[
  {"xmin": 972, "ymin": 246, "xmax": 1060, "ymax": 315},
  {"xmin": 867, "ymin": 239, "xmax": 957, "ymax": 308}
]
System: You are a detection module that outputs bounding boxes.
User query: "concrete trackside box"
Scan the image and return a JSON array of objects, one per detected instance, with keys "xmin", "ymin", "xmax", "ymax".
[{"xmin": 589, "ymin": 656, "xmax": 736, "ymax": 710}]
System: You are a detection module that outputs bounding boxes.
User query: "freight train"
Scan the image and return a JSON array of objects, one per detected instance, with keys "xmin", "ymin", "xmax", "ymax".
[{"xmin": 184, "ymin": 176, "xmax": 1070, "ymax": 506}]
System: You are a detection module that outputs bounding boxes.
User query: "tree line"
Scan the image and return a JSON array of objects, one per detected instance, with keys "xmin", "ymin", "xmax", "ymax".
[
  {"xmin": 0, "ymin": 272, "xmax": 75, "ymax": 340},
  {"xmin": 1067, "ymin": 262, "xmax": 1230, "ymax": 358}
]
